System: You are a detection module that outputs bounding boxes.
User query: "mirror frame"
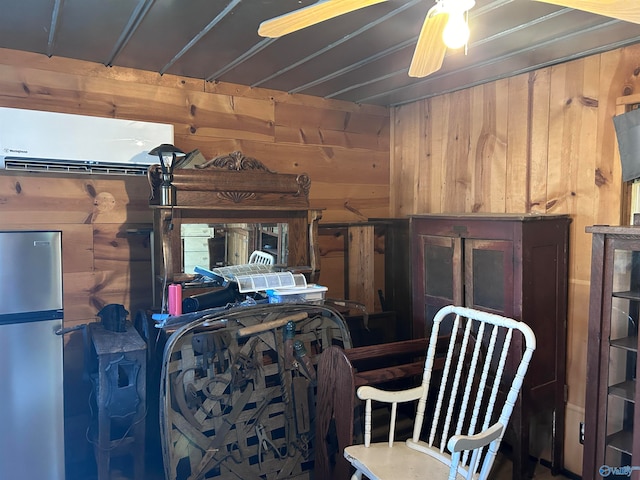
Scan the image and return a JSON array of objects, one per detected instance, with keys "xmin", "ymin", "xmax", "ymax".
[{"xmin": 148, "ymin": 151, "xmax": 322, "ymax": 307}]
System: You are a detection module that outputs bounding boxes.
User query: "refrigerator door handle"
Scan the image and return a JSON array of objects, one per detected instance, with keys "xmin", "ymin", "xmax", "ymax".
[{"xmin": 55, "ymin": 323, "xmax": 86, "ymax": 336}]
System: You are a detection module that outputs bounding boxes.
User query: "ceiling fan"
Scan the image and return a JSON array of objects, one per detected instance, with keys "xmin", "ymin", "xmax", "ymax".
[{"xmin": 258, "ymin": 0, "xmax": 640, "ymax": 79}]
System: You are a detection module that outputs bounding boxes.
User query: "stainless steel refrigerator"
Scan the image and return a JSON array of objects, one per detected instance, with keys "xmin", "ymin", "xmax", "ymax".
[{"xmin": 0, "ymin": 230, "xmax": 65, "ymax": 479}]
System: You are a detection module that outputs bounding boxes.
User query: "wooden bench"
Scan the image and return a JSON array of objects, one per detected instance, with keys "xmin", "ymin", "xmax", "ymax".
[{"xmin": 315, "ymin": 338, "xmax": 436, "ymax": 480}]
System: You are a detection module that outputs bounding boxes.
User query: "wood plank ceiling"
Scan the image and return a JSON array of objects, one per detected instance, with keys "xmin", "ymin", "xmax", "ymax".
[{"xmin": 1, "ymin": 0, "xmax": 639, "ymax": 107}]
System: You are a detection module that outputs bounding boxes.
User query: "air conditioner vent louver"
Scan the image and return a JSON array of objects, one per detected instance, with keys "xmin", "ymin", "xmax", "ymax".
[{"xmin": 3, "ymin": 158, "xmax": 148, "ymax": 176}]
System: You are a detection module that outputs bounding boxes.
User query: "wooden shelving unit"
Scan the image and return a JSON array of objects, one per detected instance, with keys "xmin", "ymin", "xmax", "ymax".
[{"xmin": 583, "ymin": 225, "xmax": 640, "ymax": 480}]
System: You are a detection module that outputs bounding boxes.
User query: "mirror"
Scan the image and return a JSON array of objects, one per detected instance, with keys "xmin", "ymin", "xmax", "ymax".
[{"xmin": 181, "ymin": 222, "xmax": 289, "ymax": 273}]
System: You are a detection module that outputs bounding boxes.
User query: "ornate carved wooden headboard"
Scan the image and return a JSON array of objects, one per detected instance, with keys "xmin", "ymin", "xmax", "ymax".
[{"xmin": 148, "ymin": 150, "xmax": 312, "ymax": 209}]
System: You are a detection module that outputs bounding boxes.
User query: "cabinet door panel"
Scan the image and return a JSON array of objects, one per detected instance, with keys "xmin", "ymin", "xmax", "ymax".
[
  {"xmin": 412, "ymin": 234, "xmax": 462, "ymax": 337},
  {"xmin": 464, "ymin": 239, "xmax": 514, "ymax": 315}
]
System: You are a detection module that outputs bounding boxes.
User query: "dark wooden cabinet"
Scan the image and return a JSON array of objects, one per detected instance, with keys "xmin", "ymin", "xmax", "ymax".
[
  {"xmin": 410, "ymin": 213, "xmax": 570, "ymax": 479},
  {"xmin": 317, "ymin": 218, "xmax": 412, "ymax": 342},
  {"xmin": 583, "ymin": 226, "xmax": 640, "ymax": 480}
]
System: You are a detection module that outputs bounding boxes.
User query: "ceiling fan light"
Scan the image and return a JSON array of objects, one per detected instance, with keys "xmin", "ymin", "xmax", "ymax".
[{"xmin": 442, "ymin": 11, "xmax": 469, "ymax": 49}]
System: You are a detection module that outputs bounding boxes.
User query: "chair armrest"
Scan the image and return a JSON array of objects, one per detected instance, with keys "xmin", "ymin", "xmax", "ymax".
[
  {"xmin": 357, "ymin": 384, "xmax": 425, "ymax": 404},
  {"xmin": 446, "ymin": 422, "xmax": 504, "ymax": 452}
]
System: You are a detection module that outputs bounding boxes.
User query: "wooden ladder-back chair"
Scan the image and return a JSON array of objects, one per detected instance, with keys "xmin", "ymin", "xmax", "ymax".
[{"xmin": 344, "ymin": 305, "xmax": 536, "ymax": 480}]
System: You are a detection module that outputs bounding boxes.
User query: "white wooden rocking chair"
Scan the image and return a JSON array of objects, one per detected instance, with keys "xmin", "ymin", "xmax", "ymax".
[{"xmin": 343, "ymin": 305, "xmax": 536, "ymax": 480}]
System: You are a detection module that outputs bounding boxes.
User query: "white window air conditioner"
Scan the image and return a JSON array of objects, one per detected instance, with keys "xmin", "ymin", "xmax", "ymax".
[{"xmin": 0, "ymin": 107, "xmax": 174, "ymax": 176}]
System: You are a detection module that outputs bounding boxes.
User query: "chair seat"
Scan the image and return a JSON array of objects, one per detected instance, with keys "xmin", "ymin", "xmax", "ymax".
[{"xmin": 344, "ymin": 442, "xmax": 476, "ymax": 480}]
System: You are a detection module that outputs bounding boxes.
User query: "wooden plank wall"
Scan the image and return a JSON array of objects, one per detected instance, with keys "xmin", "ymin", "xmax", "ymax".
[
  {"xmin": 391, "ymin": 43, "xmax": 640, "ymax": 475},
  {"xmin": 0, "ymin": 47, "xmax": 390, "ymax": 465}
]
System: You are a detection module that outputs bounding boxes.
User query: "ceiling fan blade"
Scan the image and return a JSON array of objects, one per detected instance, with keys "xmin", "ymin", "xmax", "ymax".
[
  {"xmin": 534, "ymin": 0, "xmax": 640, "ymax": 24},
  {"xmin": 408, "ymin": 12, "xmax": 449, "ymax": 78},
  {"xmin": 258, "ymin": 0, "xmax": 388, "ymax": 37}
]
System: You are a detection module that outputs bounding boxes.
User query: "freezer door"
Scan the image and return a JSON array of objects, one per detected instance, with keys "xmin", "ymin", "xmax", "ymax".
[
  {"xmin": 0, "ymin": 231, "xmax": 63, "ymax": 318},
  {"xmin": 0, "ymin": 318, "xmax": 65, "ymax": 479}
]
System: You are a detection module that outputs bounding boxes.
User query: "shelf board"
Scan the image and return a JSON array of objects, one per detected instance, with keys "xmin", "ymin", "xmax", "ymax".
[
  {"xmin": 611, "ymin": 336, "xmax": 639, "ymax": 352},
  {"xmin": 613, "ymin": 290, "xmax": 640, "ymax": 301},
  {"xmin": 609, "ymin": 380, "xmax": 637, "ymax": 402},
  {"xmin": 607, "ymin": 429, "xmax": 634, "ymax": 456}
]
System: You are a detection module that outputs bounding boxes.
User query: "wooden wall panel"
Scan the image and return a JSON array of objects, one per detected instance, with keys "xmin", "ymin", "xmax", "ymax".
[
  {"xmin": 505, "ymin": 73, "xmax": 530, "ymax": 212},
  {"xmin": 594, "ymin": 47, "xmax": 640, "ymax": 225},
  {"xmin": 470, "ymin": 80, "xmax": 509, "ymax": 213},
  {"xmin": 93, "ymin": 224, "xmax": 153, "ymax": 315},
  {"xmin": 63, "ymin": 272, "xmax": 100, "ymax": 324},
  {"xmin": 390, "ymin": 101, "xmax": 423, "ymax": 214},
  {"xmin": 92, "ymin": 224, "xmax": 152, "ymax": 263},
  {"xmin": 427, "ymin": 95, "xmax": 447, "ymax": 212},
  {"xmin": 549, "ymin": 57, "xmax": 601, "ymax": 284},
  {"xmin": 443, "ymin": 89, "xmax": 473, "ymax": 212},
  {"xmin": 274, "ymin": 102, "xmax": 389, "ymax": 150},
  {"xmin": 391, "ymin": 43, "xmax": 640, "ymax": 476},
  {"xmin": 529, "ymin": 67, "xmax": 552, "ymax": 214},
  {"xmin": 0, "ymin": 172, "xmax": 151, "ymax": 223}
]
